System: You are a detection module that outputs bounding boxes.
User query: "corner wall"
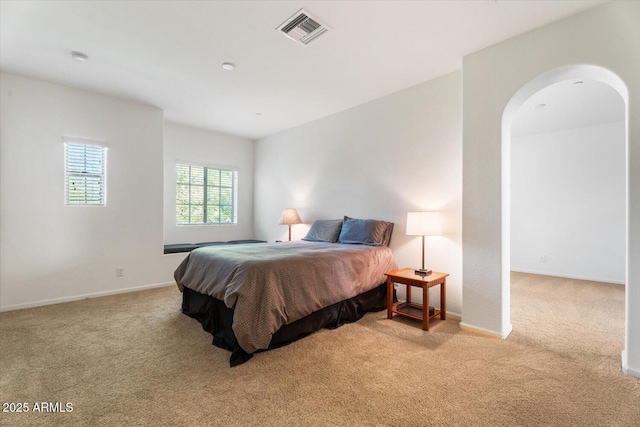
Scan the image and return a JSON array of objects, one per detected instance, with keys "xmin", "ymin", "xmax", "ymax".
[
  {"xmin": 462, "ymin": 1, "xmax": 640, "ymax": 375},
  {"xmin": 254, "ymin": 71, "xmax": 463, "ymax": 315},
  {"xmin": 0, "ymin": 72, "xmax": 181, "ymax": 310}
]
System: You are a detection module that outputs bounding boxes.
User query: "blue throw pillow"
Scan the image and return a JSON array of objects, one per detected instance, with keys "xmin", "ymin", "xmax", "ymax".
[
  {"xmin": 338, "ymin": 216, "xmax": 393, "ymax": 246},
  {"xmin": 302, "ymin": 219, "xmax": 343, "ymax": 243}
]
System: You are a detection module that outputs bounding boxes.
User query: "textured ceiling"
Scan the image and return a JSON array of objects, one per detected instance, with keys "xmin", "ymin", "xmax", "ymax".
[
  {"xmin": 512, "ymin": 79, "xmax": 624, "ymax": 138},
  {"xmin": 0, "ymin": 0, "xmax": 605, "ymax": 140}
]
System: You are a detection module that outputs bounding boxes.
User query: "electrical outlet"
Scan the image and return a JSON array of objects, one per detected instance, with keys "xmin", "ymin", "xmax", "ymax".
[
  {"xmin": 116, "ymin": 267, "xmax": 125, "ymax": 277},
  {"xmin": 539, "ymin": 255, "xmax": 546, "ymax": 263}
]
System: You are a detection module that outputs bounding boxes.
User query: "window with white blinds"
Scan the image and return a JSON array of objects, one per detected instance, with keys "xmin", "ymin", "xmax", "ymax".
[
  {"xmin": 64, "ymin": 140, "xmax": 107, "ymax": 206},
  {"xmin": 176, "ymin": 163, "xmax": 237, "ymax": 225}
]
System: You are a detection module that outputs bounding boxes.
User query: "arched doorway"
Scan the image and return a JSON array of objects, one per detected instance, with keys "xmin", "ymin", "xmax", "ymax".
[{"xmin": 501, "ymin": 64, "xmax": 629, "ymax": 372}]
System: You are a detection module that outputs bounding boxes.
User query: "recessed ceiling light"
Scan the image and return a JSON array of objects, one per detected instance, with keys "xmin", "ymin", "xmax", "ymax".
[
  {"xmin": 71, "ymin": 51, "xmax": 89, "ymax": 62},
  {"xmin": 535, "ymin": 103, "xmax": 547, "ymax": 110},
  {"xmin": 221, "ymin": 62, "xmax": 236, "ymax": 71},
  {"xmin": 255, "ymin": 112, "xmax": 262, "ymax": 116}
]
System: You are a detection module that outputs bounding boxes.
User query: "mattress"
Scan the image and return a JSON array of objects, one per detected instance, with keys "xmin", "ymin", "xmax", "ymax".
[{"xmin": 174, "ymin": 241, "xmax": 398, "ymax": 355}]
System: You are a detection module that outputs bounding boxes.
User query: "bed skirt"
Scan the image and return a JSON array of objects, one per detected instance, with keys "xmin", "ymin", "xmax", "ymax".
[{"xmin": 181, "ymin": 282, "xmax": 389, "ymax": 366}]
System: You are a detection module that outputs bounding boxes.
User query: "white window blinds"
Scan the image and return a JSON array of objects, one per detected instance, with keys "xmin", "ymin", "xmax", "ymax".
[
  {"xmin": 176, "ymin": 163, "xmax": 237, "ymax": 225},
  {"xmin": 64, "ymin": 140, "xmax": 107, "ymax": 206}
]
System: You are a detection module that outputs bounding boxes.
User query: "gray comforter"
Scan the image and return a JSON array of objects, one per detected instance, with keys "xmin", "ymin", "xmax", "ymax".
[{"xmin": 174, "ymin": 241, "xmax": 397, "ymax": 353}]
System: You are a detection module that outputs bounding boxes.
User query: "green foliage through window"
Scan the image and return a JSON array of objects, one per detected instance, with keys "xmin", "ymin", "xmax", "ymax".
[{"xmin": 176, "ymin": 164, "xmax": 236, "ymax": 225}]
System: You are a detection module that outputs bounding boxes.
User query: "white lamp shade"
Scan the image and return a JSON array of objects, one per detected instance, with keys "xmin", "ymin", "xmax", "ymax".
[
  {"xmin": 406, "ymin": 211, "xmax": 442, "ymax": 236},
  {"xmin": 278, "ymin": 208, "xmax": 302, "ymax": 225}
]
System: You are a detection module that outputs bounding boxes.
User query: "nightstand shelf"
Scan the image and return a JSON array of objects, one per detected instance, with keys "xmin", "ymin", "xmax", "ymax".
[
  {"xmin": 393, "ymin": 302, "xmax": 436, "ymax": 321},
  {"xmin": 385, "ymin": 268, "xmax": 448, "ymax": 330}
]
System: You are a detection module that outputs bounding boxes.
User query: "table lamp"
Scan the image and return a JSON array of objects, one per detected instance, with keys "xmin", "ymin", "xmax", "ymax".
[
  {"xmin": 279, "ymin": 208, "xmax": 302, "ymax": 241},
  {"xmin": 406, "ymin": 211, "xmax": 442, "ymax": 276}
]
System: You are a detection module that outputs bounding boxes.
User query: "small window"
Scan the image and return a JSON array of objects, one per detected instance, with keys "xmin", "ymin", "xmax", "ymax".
[
  {"xmin": 64, "ymin": 139, "xmax": 107, "ymax": 206},
  {"xmin": 176, "ymin": 163, "xmax": 237, "ymax": 225}
]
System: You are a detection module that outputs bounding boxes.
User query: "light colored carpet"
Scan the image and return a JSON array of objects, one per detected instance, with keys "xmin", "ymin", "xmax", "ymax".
[{"xmin": 1, "ymin": 272, "xmax": 638, "ymax": 426}]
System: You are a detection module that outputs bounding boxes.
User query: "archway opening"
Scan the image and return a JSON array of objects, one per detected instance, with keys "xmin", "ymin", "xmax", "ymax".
[{"xmin": 501, "ymin": 64, "xmax": 629, "ymax": 372}]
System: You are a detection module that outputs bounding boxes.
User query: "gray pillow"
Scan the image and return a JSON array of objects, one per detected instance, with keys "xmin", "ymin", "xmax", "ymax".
[
  {"xmin": 302, "ymin": 219, "xmax": 343, "ymax": 243},
  {"xmin": 338, "ymin": 216, "xmax": 394, "ymax": 247}
]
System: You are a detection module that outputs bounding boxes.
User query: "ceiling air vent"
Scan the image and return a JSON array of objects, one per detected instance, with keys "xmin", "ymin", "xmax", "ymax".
[{"xmin": 277, "ymin": 9, "xmax": 330, "ymax": 45}]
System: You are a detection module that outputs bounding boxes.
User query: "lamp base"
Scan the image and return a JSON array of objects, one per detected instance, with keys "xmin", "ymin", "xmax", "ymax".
[{"xmin": 414, "ymin": 269, "xmax": 432, "ymax": 277}]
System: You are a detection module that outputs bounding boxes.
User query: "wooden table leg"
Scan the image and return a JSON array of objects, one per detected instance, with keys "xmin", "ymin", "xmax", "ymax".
[
  {"xmin": 406, "ymin": 283, "xmax": 412, "ymax": 305},
  {"xmin": 387, "ymin": 278, "xmax": 393, "ymax": 319},
  {"xmin": 440, "ymin": 279, "xmax": 446, "ymax": 320},
  {"xmin": 423, "ymin": 285, "xmax": 429, "ymax": 331}
]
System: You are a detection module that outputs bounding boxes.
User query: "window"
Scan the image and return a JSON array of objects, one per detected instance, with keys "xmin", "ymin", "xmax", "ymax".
[
  {"xmin": 176, "ymin": 163, "xmax": 237, "ymax": 225},
  {"xmin": 64, "ymin": 139, "xmax": 107, "ymax": 206}
]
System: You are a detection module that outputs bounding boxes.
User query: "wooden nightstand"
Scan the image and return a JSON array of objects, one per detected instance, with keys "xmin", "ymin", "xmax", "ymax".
[{"xmin": 385, "ymin": 268, "xmax": 448, "ymax": 330}]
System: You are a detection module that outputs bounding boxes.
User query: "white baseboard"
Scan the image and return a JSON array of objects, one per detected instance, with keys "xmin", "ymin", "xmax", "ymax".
[
  {"xmin": 0, "ymin": 281, "xmax": 176, "ymax": 312},
  {"xmin": 510, "ymin": 268, "xmax": 625, "ymax": 285},
  {"xmin": 446, "ymin": 311, "xmax": 461, "ymax": 321},
  {"xmin": 621, "ymin": 350, "xmax": 640, "ymax": 378},
  {"xmin": 503, "ymin": 322, "xmax": 513, "ymax": 339},
  {"xmin": 459, "ymin": 322, "xmax": 512, "ymax": 339}
]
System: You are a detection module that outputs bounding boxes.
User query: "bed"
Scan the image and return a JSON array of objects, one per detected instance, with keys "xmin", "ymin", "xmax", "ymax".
[{"xmin": 174, "ymin": 217, "xmax": 398, "ymax": 366}]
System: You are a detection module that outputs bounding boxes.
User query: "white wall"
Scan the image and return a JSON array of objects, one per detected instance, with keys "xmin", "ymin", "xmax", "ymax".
[
  {"xmin": 0, "ymin": 72, "xmax": 182, "ymax": 311},
  {"xmin": 462, "ymin": 1, "xmax": 640, "ymax": 376},
  {"xmin": 511, "ymin": 121, "xmax": 625, "ymax": 284},
  {"xmin": 254, "ymin": 72, "xmax": 463, "ymax": 315},
  {"xmin": 163, "ymin": 121, "xmax": 254, "ymax": 245}
]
